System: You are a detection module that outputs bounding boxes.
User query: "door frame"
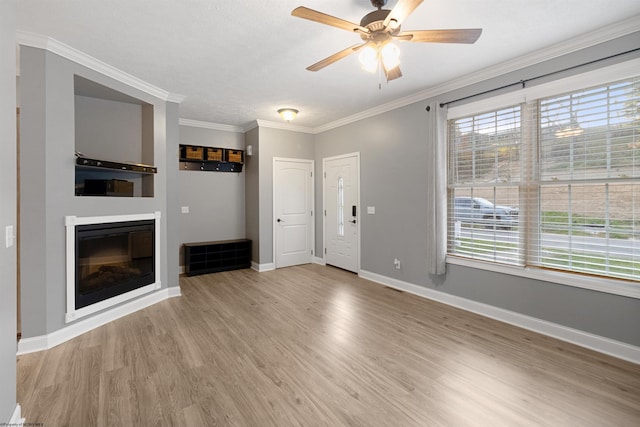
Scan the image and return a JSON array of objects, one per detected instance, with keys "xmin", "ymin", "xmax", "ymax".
[
  {"xmin": 322, "ymin": 152, "xmax": 361, "ymax": 273},
  {"xmin": 272, "ymin": 157, "xmax": 315, "ymax": 269}
]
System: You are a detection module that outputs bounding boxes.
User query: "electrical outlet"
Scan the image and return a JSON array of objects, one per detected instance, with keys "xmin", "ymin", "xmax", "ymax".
[
  {"xmin": 394, "ymin": 258, "xmax": 401, "ymax": 269},
  {"xmin": 181, "ymin": 206, "xmax": 189, "ymax": 214}
]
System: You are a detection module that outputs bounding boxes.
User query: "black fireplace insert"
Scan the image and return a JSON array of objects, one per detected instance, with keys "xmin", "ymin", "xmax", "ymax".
[{"xmin": 75, "ymin": 219, "xmax": 155, "ymax": 309}]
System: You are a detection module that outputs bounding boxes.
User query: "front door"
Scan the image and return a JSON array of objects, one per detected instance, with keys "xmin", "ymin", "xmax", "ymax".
[
  {"xmin": 274, "ymin": 158, "xmax": 314, "ymax": 268},
  {"xmin": 324, "ymin": 153, "xmax": 359, "ymax": 273}
]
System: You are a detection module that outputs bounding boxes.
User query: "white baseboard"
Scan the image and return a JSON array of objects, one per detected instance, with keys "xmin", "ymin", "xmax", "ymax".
[
  {"xmin": 359, "ymin": 269, "xmax": 640, "ymax": 364},
  {"xmin": 313, "ymin": 256, "xmax": 326, "ymax": 265},
  {"xmin": 17, "ymin": 286, "xmax": 182, "ymax": 355},
  {"xmin": 251, "ymin": 261, "xmax": 275, "ymax": 272},
  {"xmin": 9, "ymin": 403, "xmax": 24, "ymax": 426}
]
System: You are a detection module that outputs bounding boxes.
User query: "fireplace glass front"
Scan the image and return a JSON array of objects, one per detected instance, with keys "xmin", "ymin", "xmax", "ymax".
[{"xmin": 75, "ymin": 219, "xmax": 155, "ymax": 309}]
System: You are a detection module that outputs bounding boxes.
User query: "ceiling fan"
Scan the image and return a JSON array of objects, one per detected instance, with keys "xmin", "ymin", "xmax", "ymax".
[{"xmin": 292, "ymin": 0, "xmax": 482, "ymax": 82}]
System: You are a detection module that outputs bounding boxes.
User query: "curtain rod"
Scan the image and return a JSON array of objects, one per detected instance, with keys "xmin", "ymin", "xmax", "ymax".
[{"xmin": 439, "ymin": 47, "xmax": 640, "ymax": 108}]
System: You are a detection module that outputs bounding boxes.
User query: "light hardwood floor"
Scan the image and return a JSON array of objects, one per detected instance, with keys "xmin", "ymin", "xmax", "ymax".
[{"xmin": 17, "ymin": 264, "xmax": 640, "ymax": 426}]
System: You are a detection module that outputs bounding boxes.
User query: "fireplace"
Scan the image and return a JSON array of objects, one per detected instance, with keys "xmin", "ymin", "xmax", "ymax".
[
  {"xmin": 76, "ymin": 220, "xmax": 155, "ymax": 309},
  {"xmin": 65, "ymin": 213, "xmax": 161, "ymax": 322}
]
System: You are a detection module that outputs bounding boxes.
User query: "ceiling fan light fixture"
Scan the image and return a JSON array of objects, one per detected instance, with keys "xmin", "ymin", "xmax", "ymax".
[
  {"xmin": 291, "ymin": 0, "xmax": 482, "ymax": 81},
  {"xmin": 381, "ymin": 42, "xmax": 400, "ymax": 70},
  {"xmin": 359, "ymin": 45, "xmax": 378, "ymax": 73},
  {"xmin": 278, "ymin": 108, "xmax": 299, "ymax": 122}
]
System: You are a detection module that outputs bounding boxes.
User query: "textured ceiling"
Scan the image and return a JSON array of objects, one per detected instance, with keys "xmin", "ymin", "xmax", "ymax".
[{"xmin": 15, "ymin": 0, "xmax": 640, "ymax": 130}]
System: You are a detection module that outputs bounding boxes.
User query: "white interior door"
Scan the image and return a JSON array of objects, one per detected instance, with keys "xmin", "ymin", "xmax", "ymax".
[
  {"xmin": 324, "ymin": 153, "xmax": 359, "ymax": 273},
  {"xmin": 274, "ymin": 158, "xmax": 314, "ymax": 268}
]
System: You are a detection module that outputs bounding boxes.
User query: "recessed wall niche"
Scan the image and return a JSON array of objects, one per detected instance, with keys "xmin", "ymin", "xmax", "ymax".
[{"xmin": 74, "ymin": 75, "xmax": 155, "ymax": 197}]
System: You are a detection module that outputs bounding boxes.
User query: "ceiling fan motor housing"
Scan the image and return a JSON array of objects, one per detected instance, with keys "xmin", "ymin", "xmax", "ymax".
[
  {"xmin": 359, "ymin": 9, "xmax": 400, "ymax": 40},
  {"xmin": 370, "ymin": 0, "xmax": 388, "ymax": 8}
]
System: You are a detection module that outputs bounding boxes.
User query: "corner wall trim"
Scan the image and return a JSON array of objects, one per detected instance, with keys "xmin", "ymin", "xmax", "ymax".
[
  {"xmin": 17, "ymin": 287, "xmax": 181, "ymax": 355},
  {"xmin": 358, "ymin": 269, "xmax": 640, "ymax": 364},
  {"xmin": 251, "ymin": 262, "xmax": 275, "ymax": 272},
  {"xmin": 9, "ymin": 404, "xmax": 24, "ymax": 425},
  {"xmin": 313, "ymin": 257, "xmax": 326, "ymax": 266}
]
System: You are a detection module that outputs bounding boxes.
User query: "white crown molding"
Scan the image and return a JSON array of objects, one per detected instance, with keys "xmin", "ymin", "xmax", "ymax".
[
  {"xmin": 244, "ymin": 121, "xmax": 259, "ymax": 132},
  {"xmin": 179, "ymin": 117, "xmax": 310, "ymax": 135},
  {"xmin": 359, "ymin": 269, "xmax": 640, "ymax": 364},
  {"xmin": 255, "ymin": 119, "xmax": 315, "ymax": 134},
  {"xmin": 16, "ymin": 31, "xmax": 185, "ymax": 103},
  {"xmin": 179, "ymin": 118, "xmax": 244, "ymax": 133},
  {"xmin": 314, "ymin": 15, "xmax": 640, "ymax": 133}
]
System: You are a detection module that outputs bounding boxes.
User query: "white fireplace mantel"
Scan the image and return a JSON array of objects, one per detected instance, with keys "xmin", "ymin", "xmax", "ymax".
[{"xmin": 64, "ymin": 211, "xmax": 162, "ymax": 323}]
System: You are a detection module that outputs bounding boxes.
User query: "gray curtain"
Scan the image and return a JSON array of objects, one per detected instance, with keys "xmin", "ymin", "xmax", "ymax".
[{"xmin": 426, "ymin": 102, "xmax": 447, "ymax": 275}]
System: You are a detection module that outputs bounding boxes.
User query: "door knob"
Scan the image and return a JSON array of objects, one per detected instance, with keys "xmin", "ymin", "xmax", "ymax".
[
  {"xmin": 349, "ymin": 219, "xmax": 357, "ymax": 224},
  {"xmin": 277, "ymin": 218, "xmax": 284, "ymax": 223}
]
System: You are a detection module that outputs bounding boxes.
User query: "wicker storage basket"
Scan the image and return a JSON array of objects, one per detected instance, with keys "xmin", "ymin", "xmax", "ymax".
[
  {"xmin": 207, "ymin": 147, "xmax": 223, "ymax": 161},
  {"xmin": 225, "ymin": 149, "xmax": 244, "ymax": 164},
  {"xmin": 184, "ymin": 146, "xmax": 203, "ymax": 160}
]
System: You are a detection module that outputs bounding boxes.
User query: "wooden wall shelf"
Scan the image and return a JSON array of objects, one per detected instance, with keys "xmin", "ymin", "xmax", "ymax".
[
  {"xmin": 76, "ymin": 155, "xmax": 157, "ymax": 174},
  {"xmin": 179, "ymin": 144, "xmax": 244, "ymax": 173}
]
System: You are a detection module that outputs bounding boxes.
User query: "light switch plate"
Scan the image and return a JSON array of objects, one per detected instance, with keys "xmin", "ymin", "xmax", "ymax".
[
  {"xmin": 5, "ymin": 225, "xmax": 14, "ymax": 248},
  {"xmin": 367, "ymin": 206, "xmax": 375, "ymax": 214},
  {"xmin": 181, "ymin": 206, "xmax": 189, "ymax": 214}
]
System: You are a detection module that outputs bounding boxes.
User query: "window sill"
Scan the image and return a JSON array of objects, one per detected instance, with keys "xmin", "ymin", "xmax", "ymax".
[{"xmin": 446, "ymin": 255, "xmax": 640, "ymax": 300}]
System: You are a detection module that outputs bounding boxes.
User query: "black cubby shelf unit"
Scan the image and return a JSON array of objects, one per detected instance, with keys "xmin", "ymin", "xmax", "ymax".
[
  {"xmin": 179, "ymin": 144, "xmax": 244, "ymax": 173},
  {"xmin": 183, "ymin": 239, "xmax": 252, "ymax": 276}
]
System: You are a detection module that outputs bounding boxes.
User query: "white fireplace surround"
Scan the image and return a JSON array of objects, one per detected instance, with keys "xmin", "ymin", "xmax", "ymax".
[{"xmin": 65, "ymin": 212, "xmax": 162, "ymax": 323}]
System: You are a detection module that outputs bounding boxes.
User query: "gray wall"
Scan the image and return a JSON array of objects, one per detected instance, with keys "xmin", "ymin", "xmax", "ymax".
[
  {"xmin": 19, "ymin": 45, "xmax": 178, "ymax": 338},
  {"xmin": 0, "ymin": 1, "xmax": 17, "ymax": 421},
  {"xmin": 313, "ymin": 32, "xmax": 640, "ymax": 347},
  {"xmin": 257, "ymin": 127, "xmax": 315, "ymax": 265},
  {"xmin": 315, "ymin": 104, "xmax": 430, "ymax": 284},
  {"xmin": 178, "ymin": 125, "xmax": 245, "ymax": 262},
  {"xmin": 74, "ymin": 95, "xmax": 142, "ymax": 162},
  {"xmin": 244, "ymin": 127, "xmax": 259, "ymax": 262},
  {"xmin": 165, "ymin": 102, "xmax": 180, "ymax": 288}
]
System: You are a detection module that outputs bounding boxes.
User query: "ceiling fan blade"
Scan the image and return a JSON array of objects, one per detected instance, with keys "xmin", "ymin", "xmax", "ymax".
[
  {"xmin": 306, "ymin": 44, "xmax": 366, "ymax": 72},
  {"xmin": 383, "ymin": 0, "xmax": 424, "ymax": 28},
  {"xmin": 400, "ymin": 29, "xmax": 482, "ymax": 44},
  {"xmin": 384, "ymin": 65, "xmax": 403, "ymax": 82},
  {"xmin": 392, "ymin": 33, "xmax": 414, "ymax": 41},
  {"xmin": 292, "ymin": 6, "xmax": 369, "ymax": 33}
]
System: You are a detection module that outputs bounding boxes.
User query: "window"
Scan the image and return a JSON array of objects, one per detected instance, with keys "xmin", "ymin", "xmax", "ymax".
[
  {"xmin": 448, "ymin": 74, "xmax": 640, "ymax": 292},
  {"xmin": 448, "ymin": 106, "xmax": 522, "ymax": 265}
]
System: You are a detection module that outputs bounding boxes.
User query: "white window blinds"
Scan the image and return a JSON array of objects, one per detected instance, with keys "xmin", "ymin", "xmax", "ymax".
[
  {"xmin": 535, "ymin": 78, "xmax": 640, "ymax": 281},
  {"xmin": 447, "ymin": 75, "xmax": 640, "ymax": 285},
  {"xmin": 448, "ymin": 107, "xmax": 522, "ymax": 265}
]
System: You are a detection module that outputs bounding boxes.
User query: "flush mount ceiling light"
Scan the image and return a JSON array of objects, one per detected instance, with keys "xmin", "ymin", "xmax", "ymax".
[{"xmin": 278, "ymin": 108, "xmax": 299, "ymax": 122}]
